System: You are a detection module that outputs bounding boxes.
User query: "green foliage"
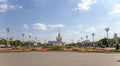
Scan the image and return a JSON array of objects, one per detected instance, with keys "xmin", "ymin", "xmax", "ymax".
[
  {"xmin": 0, "ymin": 39, "xmax": 7, "ymax": 45},
  {"xmin": 76, "ymin": 42, "xmax": 82, "ymax": 47},
  {"xmin": 10, "ymin": 40, "xmax": 22, "ymax": 49},
  {"xmin": 37, "ymin": 42, "xmax": 42, "ymax": 47},
  {"xmin": 96, "ymin": 38, "xmax": 116, "ymax": 47},
  {"xmin": 72, "ymin": 48, "xmax": 78, "ymax": 51},
  {"xmin": 24, "ymin": 41, "xmax": 34, "ymax": 48},
  {"xmin": 31, "ymin": 48, "xmax": 37, "ymax": 51},
  {"xmin": 65, "ymin": 46, "xmax": 72, "ymax": 49},
  {"xmin": 52, "ymin": 45, "xmax": 63, "ymax": 50},
  {"xmin": 42, "ymin": 44, "xmax": 50, "ymax": 48}
]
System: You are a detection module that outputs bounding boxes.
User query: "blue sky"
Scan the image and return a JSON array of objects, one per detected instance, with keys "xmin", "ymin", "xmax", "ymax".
[{"xmin": 1, "ymin": 0, "xmax": 120, "ymax": 43}]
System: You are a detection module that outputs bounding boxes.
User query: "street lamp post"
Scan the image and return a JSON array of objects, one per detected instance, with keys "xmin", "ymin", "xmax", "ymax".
[
  {"xmin": 105, "ymin": 27, "xmax": 110, "ymax": 39},
  {"xmin": 86, "ymin": 35, "xmax": 88, "ymax": 40},
  {"xmin": 81, "ymin": 37, "xmax": 83, "ymax": 47},
  {"xmin": 44, "ymin": 39, "xmax": 46, "ymax": 44},
  {"xmin": 71, "ymin": 39, "xmax": 74, "ymax": 46},
  {"xmin": 85, "ymin": 35, "xmax": 88, "ymax": 47},
  {"xmin": 29, "ymin": 35, "xmax": 32, "ymax": 48},
  {"xmin": 22, "ymin": 33, "xmax": 25, "ymax": 47},
  {"xmin": 5, "ymin": 28, "xmax": 10, "ymax": 48},
  {"xmin": 92, "ymin": 33, "xmax": 95, "ymax": 47},
  {"xmin": 71, "ymin": 39, "xmax": 73, "ymax": 43},
  {"xmin": 105, "ymin": 27, "xmax": 110, "ymax": 47},
  {"xmin": 34, "ymin": 37, "xmax": 37, "ymax": 47},
  {"xmin": 35, "ymin": 37, "xmax": 37, "ymax": 42},
  {"xmin": 78, "ymin": 40, "xmax": 80, "ymax": 47}
]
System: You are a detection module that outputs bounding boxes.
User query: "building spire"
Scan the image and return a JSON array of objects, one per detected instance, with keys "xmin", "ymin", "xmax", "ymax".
[
  {"xmin": 58, "ymin": 28, "xmax": 60, "ymax": 37},
  {"xmin": 56, "ymin": 28, "xmax": 63, "ymax": 46}
]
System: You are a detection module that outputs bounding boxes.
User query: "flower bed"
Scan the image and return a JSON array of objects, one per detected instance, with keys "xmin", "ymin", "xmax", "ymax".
[{"xmin": 0, "ymin": 47, "xmax": 117, "ymax": 53}]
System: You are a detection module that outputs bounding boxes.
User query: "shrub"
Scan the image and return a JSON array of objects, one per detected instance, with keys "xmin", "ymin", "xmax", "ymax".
[
  {"xmin": 42, "ymin": 45, "xmax": 49, "ymax": 48},
  {"xmin": 52, "ymin": 45, "xmax": 63, "ymax": 50},
  {"xmin": 65, "ymin": 46, "xmax": 72, "ymax": 49},
  {"xmin": 72, "ymin": 48, "xmax": 79, "ymax": 51},
  {"xmin": 31, "ymin": 48, "xmax": 37, "ymax": 51}
]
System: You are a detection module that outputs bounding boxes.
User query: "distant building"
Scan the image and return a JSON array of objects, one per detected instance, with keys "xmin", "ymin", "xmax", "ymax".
[
  {"xmin": 56, "ymin": 32, "xmax": 63, "ymax": 46},
  {"xmin": 82, "ymin": 40, "xmax": 91, "ymax": 44},
  {"xmin": 48, "ymin": 31, "xmax": 64, "ymax": 46},
  {"xmin": 48, "ymin": 41, "xmax": 56, "ymax": 46}
]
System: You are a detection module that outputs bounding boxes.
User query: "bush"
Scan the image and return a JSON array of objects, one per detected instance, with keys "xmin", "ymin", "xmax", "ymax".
[
  {"xmin": 42, "ymin": 45, "xmax": 49, "ymax": 48},
  {"xmin": 31, "ymin": 48, "xmax": 37, "ymax": 51},
  {"xmin": 65, "ymin": 46, "xmax": 72, "ymax": 49},
  {"xmin": 52, "ymin": 45, "xmax": 63, "ymax": 50},
  {"xmin": 72, "ymin": 48, "xmax": 79, "ymax": 51}
]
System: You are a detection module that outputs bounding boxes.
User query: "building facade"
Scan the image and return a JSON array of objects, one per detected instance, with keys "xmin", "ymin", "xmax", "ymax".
[{"xmin": 56, "ymin": 32, "xmax": 63, "ymax": 46}]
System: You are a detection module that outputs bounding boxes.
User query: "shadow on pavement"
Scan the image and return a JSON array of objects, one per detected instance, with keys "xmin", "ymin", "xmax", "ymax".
[{"xmin": 117, "ymin": 60, "xmax": 120, "ymax": 62}]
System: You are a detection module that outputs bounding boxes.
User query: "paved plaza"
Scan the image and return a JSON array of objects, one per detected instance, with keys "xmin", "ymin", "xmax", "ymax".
[{"xmin": 0, "ymin": 52, "xmax": 120, "ymax": 66}]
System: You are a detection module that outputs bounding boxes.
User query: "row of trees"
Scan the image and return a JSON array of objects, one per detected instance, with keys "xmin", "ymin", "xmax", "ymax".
[
  {"xmin": 0, "ymin": 37, "xmax": 119, "ymax": 48},
  {"xmin": 66, "ymin": 38, "xmax": 120, "ymax": 48},
  {"xmin": 0, "ymin": 39, "xmax": 42, "ymax": 48}
]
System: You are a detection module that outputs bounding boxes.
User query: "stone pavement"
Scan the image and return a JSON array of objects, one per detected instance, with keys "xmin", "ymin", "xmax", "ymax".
[{"xmin": 0, "ymin": 52, "xmax": 120, "ymax": 66}]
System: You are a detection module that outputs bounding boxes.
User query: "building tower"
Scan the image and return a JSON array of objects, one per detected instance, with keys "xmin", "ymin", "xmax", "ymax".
[
  {"xmin": 56, "ymin": 31, "xmax": 62, "ymax": 46},
  {"xmin": 113, "ymin": 33, "xmax": 118, "ymax": 44}
]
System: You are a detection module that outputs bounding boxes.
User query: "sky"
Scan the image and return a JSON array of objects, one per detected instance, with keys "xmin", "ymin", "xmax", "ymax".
[{"xmin": 1, "ymin": 0, "xmax": 120, "ymax": 43}]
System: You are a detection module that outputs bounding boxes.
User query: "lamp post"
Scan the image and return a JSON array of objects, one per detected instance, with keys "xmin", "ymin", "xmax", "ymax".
[
  {"xmin": 35, "ymin": 37, "xmax": 37, "ymax": 42},
  {"xmin": 29, "ymin": 34, "xmax": 31, "ymax": 48},
  {"xmin": 85, "ymin": 35, "xmax": 88, "ymax": 47},
  {"xmin": 71, "ymin": 39, "xmax": 74, "ymax": 46},
  {"xmin": 5, "ymin": 28, "xmax": 10, "ymax": 48},
  {"xmin": 78, "ymin": 40, "xmax": 80, "ymax": 47},
  {"xmin": 105, "ymin": 27, "xmax": 110, "ymax": 47},
  {"xmin": 71, "ymin": 39, "xmax": 73, "ymax": 43},
  {"xmin": 34, "ymin": 37, "xmax": 37, "ymax": 47},
  {"xmin": 22, "ymin": 33, "xmax": 25, "ymax": 47},
  {"xmin": 81, "ymin": 37, "xmax": 83, "ymax": 46},
  {"xmin": 86, "ymin": 35, "xmax": 88, "ymax": 40},
  {"xmin": 105, "ymin": 27, "xmax": 110, "ymax": 39},
  {"xmin": 92, "ymin": 33, "xmax": 95, "ymax": 47}
]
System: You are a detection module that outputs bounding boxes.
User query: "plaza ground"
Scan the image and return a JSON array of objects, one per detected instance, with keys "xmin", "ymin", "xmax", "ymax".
[{"xmin": 0, "ymin": 52, "xmax": 120, "ymax": 66}]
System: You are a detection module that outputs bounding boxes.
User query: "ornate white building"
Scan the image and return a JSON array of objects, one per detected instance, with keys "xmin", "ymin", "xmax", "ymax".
[
  {"xmin": 48, "ymin": 31, "xmax": 64, "ymax": 46},
  {"xmin": 56, "ymin": 32, "xmax": 63, "ymax": 46}
]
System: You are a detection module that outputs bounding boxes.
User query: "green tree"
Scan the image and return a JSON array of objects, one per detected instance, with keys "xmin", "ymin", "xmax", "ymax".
[
  {"xmin": 10, "ymin": 40, "xmax": 22, "ymax": 48},
  {"xmin": 0, "ymin": 39, "xmax": 7, "ymax": 47}
]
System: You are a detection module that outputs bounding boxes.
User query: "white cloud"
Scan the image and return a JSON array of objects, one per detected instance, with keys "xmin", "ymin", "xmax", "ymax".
[
  {"xmin": 36, "ymin": 0, "xmax": 44, "ymax": 2},
  {"xmin": 116, "ymin": 22, "xmax": 120, "ymax": 25},
  {"xmin": 48, "ymin": 24, "xmax": 65, "ymax": 28},
  {"xmin": 25, "ymin": 32, "xmax": 32, "ymax": 36},
  {"xmin": 68, "ymin": 31, "xmax": 80, "ymax": 35},
  {"xmin": 75, "ymin": 0, "xmax": 96, "ymax": 11},
  {"xmin": 85, "ymin": 27, "xmax": 96, "ymax": 33},
  {"xmin": 23, "ymin": 24, "xmax": 29, "ymax": 29},
  {"xmin": 0, "ymin": 33, "xmax": 5, "ymax": 38},
  {"xmin": 73, "ymin": 31, "xmax": 80, "ymax": 34},
  {"xmin": 77, "ymin": 25, "xmax": 82, "ymax": 27},
  {"xmin": 38, "ymin": 34, "xmax": 44, "ymax": 37},
  {"xmin": 0, "ymin": 4, "xmax": 8, "ymax": 12},
  {"xmin": 109, "ymin": 4, "xmax": 120, "ymax": 14},
  {"xmin": 0, "ymin": 0, "xmax": 7, "ymax": 2},
  {"xmin": 0, "ymin": 0, "xmax": 23, "ymax": 12},
  {"xmin": 32, "ymin": 23, "xmax": 47, "ymax": 30},
  {"xmin": 32, "ymin": 23, "xmax": 65, "ymax": 30}
]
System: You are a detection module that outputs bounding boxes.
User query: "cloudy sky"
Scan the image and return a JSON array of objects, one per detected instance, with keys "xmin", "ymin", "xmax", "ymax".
[{"xmin": 0, "ymin": 0, "xmax": 120, "ymax": 43}]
